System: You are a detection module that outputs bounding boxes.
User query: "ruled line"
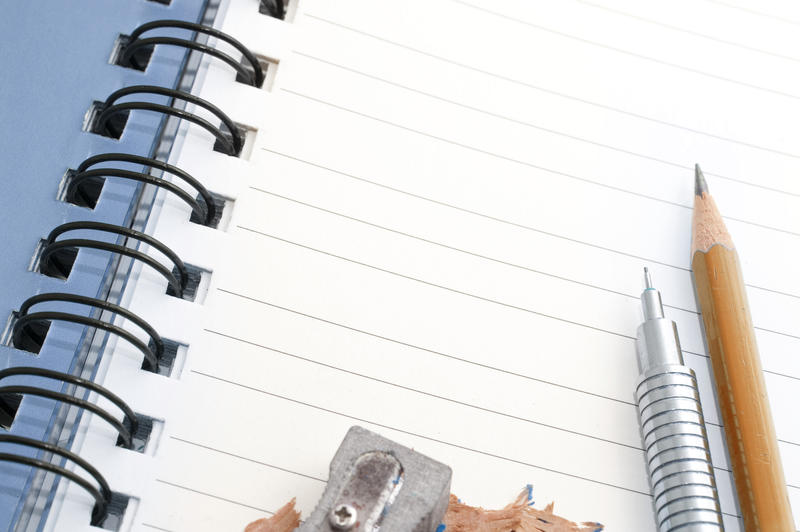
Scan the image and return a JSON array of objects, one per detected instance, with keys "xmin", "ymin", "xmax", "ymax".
[
  {"xmin": 279, "ymin": 86, "xmax": 800, "ymax": 240},
  {"xmin": 280, "ymin": 87, "xmax": 800, "ymax": 210},
  {"xmin": 191, "ymin": 368, "xmax": 754, "ymax": 519},
  {"xmin": 202, "ymin": 328, "xmax": 768, "ymax": 482},
  {"xmin": 750, "ymin": 282, "xmax": 800, "ymax": 300},
  {"xmin": 170, "ymin": 436, "xmax": 327, "ymax": 483},
  {"xmin": 260, "ymin": 148, "xmax": 688, "ymax": 273},
  {"xmin": 702, "ymin": 0, "xmax": 800, "ymax": 26},
  {"xmin": 213, "ymin": 287, "xmax": 800, "ymax": 439},
  {"xmin": 204, "ymin": 328, "xmax": 645, "ymax": 451},
  {"xmin": 237, "ymin": 225, "xmax": 638, "ymax": 341},
  {"xmin": 141, "ymin": 524, "xmax": 175, "ymax": 532},
  {"xmin": 572, "ymin": 0, "xmax": 800, "ymax": 63},
  {"xmin": 449, "ymin": 0, "xmax": 800, "ymax": 102},
  {"xmin": 155, "ymin": 479, "xmax": 274, "ymax": 515},
  {"xmin": 227, "ymin": 226, "xmax": 800, "ymax": 382},
  {"xmin": 215, "ymin": 287, "xmax": 636, "ymax": 406},
  {"xmin": 216, "ymin": 225, "xmax": 616, "ymax": 364},
  {"xmin": 190, "ymin": 369, "xmax": 654, "ymax": 498},
  {"xmin": 277, "ymin": 88, "xmax": 701, "ymax": 209},
  {"xmin": 290, "ymin": 50, "xmax": 800, "ymax": 210},
  {"xmin": 249, "ymin": 186, "xmax": 695, "ymax": 311},
  {"xmin": 249, "ymin": 185, "xmax": 800, "ymax": 343},
  {"xmin": 303, "ymin": 14, "xmax": 800, "ymax": 162},
  {"xmin": 258, "ymin": 148, "xmax": 800, "ymax": 303},
  {"xmin": 761, "ymin": 366, "xmax": 800, "ymax": 383}
]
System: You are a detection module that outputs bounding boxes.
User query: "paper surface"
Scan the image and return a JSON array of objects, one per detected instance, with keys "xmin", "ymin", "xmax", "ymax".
[{"xmin": 53, "ymin": 0, "xmax": 800, "ymax": 530}]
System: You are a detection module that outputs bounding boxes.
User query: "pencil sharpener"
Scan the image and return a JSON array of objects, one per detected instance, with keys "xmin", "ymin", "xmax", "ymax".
[{"xmin": 295, "ymin": 426, "xmax": 452, "ymax": 532}]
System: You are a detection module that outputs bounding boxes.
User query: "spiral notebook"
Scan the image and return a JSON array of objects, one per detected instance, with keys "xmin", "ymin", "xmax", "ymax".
[
  {"xmin": 2, "ymin": 0, "xmax": 800, "ymax": 531},
  {"xmin": 0, "ymin": 0, "xmax": 218, "ymax": 529}
]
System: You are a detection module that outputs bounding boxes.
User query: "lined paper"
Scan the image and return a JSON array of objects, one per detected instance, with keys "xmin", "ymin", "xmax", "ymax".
[{"xmin": 51, "ymin": 0, "xmax": 800, "ymax": 530}]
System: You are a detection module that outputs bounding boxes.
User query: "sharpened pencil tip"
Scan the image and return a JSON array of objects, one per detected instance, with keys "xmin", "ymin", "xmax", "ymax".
[{"xmin": 695, "ymin": 164, "xmax": 708, "ymax": 196}]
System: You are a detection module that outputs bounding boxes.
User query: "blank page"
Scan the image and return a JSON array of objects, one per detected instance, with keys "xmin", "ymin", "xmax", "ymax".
[{"xmin": 51, "ymin": 0, "xmax": 800, "ymax": 530}]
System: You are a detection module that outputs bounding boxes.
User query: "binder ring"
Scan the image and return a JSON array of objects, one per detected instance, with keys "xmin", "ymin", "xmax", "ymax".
[
  {"xmin": 12, "ymin": 293, "xmax": 164, "ymax": 372},
  {"xmin": 122, "ymin": 20, "xmax": 264, "ymax": 87},
  {"xmin": 0, "ymin": 366, "xmax": 138, "ymax": 449},
  {"xmin": 0, "ymin": 434, "xmax": 111, "ymax": 525},
  {"xmin": 69, "ymin": 153, "xmax": 216, "ymax": 226},
  {"xmin": 0, "ymin": 367, "xmax": 137, "ymax": 449},
  {"xmin": 95, "ymin": 85, "xmax": 243, "ymax": 156},
  {"xmin": 41, "ymin": 221, "xmax": 187, "ymax": 297}
]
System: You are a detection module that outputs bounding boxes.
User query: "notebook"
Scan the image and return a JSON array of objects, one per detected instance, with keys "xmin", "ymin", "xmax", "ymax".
[
  {"xmin": 0, "ymin": 0, "xmax": 215, "ymax": 529},
  {"xmin": 2, "ymin": 0, "xmax": 799, "ymax": 531}
]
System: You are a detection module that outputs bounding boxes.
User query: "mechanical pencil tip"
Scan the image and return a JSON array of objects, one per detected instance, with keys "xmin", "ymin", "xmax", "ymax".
[{"xmin": 644, "ymin": 267, "xmax": 653, "ymax": 289}]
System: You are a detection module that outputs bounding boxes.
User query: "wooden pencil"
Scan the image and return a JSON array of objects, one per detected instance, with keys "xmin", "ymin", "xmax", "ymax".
[{"xmin": 691, "ymin": 165, "xmax": 794, "ymax": 531}]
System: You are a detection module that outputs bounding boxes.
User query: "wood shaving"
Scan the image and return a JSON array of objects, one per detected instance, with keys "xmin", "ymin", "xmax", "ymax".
[
  {"xmin": 444, "ymin": 487, "xmax": 603, "ymax": 532},
  {"xmin": 243, "ymin": 488, "xmax": 603, "ymax": 532},
  {"xmin": 244, "ymin": 498, "xmax": 301, "ymax": 532}
]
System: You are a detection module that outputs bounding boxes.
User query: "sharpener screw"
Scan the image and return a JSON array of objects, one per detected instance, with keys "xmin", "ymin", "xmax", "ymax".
[{"xmin": 329, "ymin": 504, "xmax": 357, "ymax": 530}]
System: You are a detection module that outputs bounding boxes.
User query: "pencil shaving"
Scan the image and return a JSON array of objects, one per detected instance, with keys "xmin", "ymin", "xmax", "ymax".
[
  {"xmin": 243, "ymin": 489, "xmax": 602, "ymax": 532},
  {"xmin": 244, "ymin": 498, "xmax": 301, "ymax": 532},
  {"xmin": 444, "ymin": 488, "xmax": 602, "ymax": 532}
]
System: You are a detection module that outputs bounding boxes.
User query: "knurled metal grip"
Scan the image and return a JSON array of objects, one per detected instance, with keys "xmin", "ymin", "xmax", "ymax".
[{"xmin": 635, "ymin": 365, "xmax": 724, "ymax": 532}]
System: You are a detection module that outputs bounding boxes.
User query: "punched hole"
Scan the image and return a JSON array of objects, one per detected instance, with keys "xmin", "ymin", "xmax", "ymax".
[
  {"xmin": 0, "ymin": 392, "xmax": 22, "ymax": 430},
  {"xmin": 60, "ymin": 169, "xmax": 103, "ymax": 209},
  {"xmin": 35, "ymin": 238, "xmax": 77, "ymax": 281},
  {"xmin": 85, "ymin": 101, "xmax": 129, "ymax": 140},
  {"xmin": 212, "ymin": 123, "xmax": 249, "ymax": 158},
  {"xmin": 95, "ymin": 492, "xmax": 132, "ymax": 531},
  {"xmin": 4, "ymin": 311, "xmax": 50, "ymax": 355},
  {"xmin": 111, "ymin": 34, "xmax": 154, "ymax": 71},
  {"xmin": 115, "ymin": 413, "xmax": 155, "ymax": 453},
  {"xmin": 189, "ymin": 192, "xmax": 227, "ymax": 229},
  {"xmin": 166, "ymin": 264, "xmax": 207, "ymax": 302},
  {"xmin": 259, "ymin": 0, "xmax": 288, "ymax": 19},
  {"xmin": 143, "ymin": 338, "xmax": 184, "ymax": 377},
  {"xmin": 235, "ymin": 56, "xmax": 274, "ymax": 89}
]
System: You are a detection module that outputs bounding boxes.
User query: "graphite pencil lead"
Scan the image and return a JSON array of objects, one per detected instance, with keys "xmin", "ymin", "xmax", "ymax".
[{"xmin": 695, "ymin": 164, "xmax": 708, "ymax": 196}]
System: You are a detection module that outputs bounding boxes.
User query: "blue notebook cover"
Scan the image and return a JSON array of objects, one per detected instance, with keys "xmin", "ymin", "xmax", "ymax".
[{"xmin": 0, "ymin": 1, "xmax": 210, "ymax": 529}]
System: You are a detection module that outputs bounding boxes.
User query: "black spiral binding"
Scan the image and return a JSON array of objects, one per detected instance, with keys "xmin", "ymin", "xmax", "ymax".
[
  {"xmin": 67, "ymin": 153, "xmax": 216, "ymax": 226},
  {"xmin": 0, "ymin": 367, "xmax": 138, "ymax": 449},
  {"xmin": 40, "ymin": 221, "xmax": 188, "ymax": 298},
  {"xmin": 3, "ymin": 15, "xmax": 264, "ymax": 528},
  {"xmin": 0, "ymin": 434, "xmax": 111, "ymax": 526},
  {"xmin": 94, "ymin": 85, "xmax": 244, "ymax": 156},
  {"xmin": 12, "ymin": 293, "xmax": 165, "ymax": 372},
  {"xmin": 121, "ymin": 20, "xmax": 265, "ymax": 88}
]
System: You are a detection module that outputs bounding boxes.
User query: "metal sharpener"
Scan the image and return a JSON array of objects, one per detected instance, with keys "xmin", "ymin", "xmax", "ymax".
[{"xmin": 296, "ymin": 426, "xmax": 452, "ymax": 532}]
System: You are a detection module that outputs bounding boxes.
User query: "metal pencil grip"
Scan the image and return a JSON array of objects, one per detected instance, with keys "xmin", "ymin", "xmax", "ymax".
[{"xmin": 636, "ymin": 366, "xmax": 724, "ymax": 531}]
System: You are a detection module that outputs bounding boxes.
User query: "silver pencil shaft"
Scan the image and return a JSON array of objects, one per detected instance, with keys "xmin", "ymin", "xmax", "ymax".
[{"xmin": 635, "ymin": 269, "xmax": 724, "ymax": 532}]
